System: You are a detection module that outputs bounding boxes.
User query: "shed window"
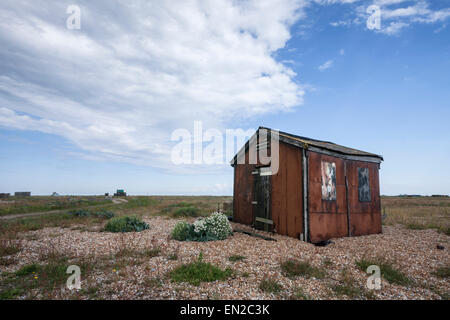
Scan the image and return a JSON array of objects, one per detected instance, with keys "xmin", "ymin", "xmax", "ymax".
[
  {"xmin": 321, "ymin": 161, "xmax": 336, "ymax": 200},
  {"xmin": 358, "ymin": 167, "xmax": 371, "ymax": 202}
]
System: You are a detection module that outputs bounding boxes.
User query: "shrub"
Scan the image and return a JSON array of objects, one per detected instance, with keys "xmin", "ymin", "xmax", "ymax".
[
  {"xmin": 172, "ymin": 207, "xmax": 200, "ymax": 218},
  {"xmin": 169, "ymin": 253, "xmax": 233, "ymax": 286},
  {"xmin": 171, "ymin": 221, "xmax": 192, "ymax": 241},
  {"xmin": 204, "ymin": 212, "xmax": 233, "ymax": 240},
  {"xmin": 259, "ymin": 278, "xmax": 283, "ymax": 294},
  {"xmin": 69, "ymin": 209, "xmax": 90, "ymax": 217},
  {"xmin": 104, "ymin": 216, "xmax": 149, "ymax": 233},
  {"xmin": 281, "ymin": 260, "xmax": 326, "ymax": 279},
  {"xmin": 91, "ymin": 209, "xmax": 115, "ymax": 219},
  {"xmin": 15, "ymin": 263, "xmax": 40, "ymax": 276},
  {"xmin": 69, "ymin": 208, "xmax": 115, "ymax": 219},
  {"xmin": 170, "ymin": 212, "xmax": 232, "ymax": 242}
]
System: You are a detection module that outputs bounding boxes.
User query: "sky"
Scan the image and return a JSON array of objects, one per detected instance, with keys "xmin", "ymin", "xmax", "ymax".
[{"xmin": 0, "ymin": 0, "xmax": 449, "ymax": 196}]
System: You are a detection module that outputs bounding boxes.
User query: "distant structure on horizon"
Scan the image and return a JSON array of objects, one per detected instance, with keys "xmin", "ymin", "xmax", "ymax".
[
  {"xmin": 114, "ymin": 189, "xmax": 127, "ymax": 197},
  {"xmin": 14, "ymin": 191, "xmax": 31, "ymax": 197}
]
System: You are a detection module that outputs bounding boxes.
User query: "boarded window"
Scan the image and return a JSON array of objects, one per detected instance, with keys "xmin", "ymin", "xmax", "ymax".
[
  {"xmin": 358, "ymin": 167, "xmax": 371, "ymax": 202},
  {"xmin": 321, "ymin": 161, "xmax": 336, "ymax": 200}
]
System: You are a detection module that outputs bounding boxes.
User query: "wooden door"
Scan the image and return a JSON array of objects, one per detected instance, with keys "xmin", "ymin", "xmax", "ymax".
[{"xmin": 253, "ymin": 168, "xmax": 272, "ymax": 231}]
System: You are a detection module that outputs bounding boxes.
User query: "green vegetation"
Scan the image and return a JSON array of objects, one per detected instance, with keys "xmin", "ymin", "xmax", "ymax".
[
  {"xmin": 0, "ymin": 196, "xmax": 112, "ymax": 216},
  {"xmin": 171, "ymin": 221, "xmax": 192, "ymax": 241},
  {"xmin": 169, "ymin": 253, "xmax": 233, "ymax": 286},
  {"xmin": 355, "ymin": 257, "xmax": 413, "ymax": 286},
  {"xmin": 432, "ymin": 266, "xmax": 450, "ymax": 278},
  {"xmin": 172, "ymin": 207, "xmax": 201, "ymax": 218},
  {"xmin": 115, "ymin": 247, "xmax": 160, "ymax": 259},
  {"xmin": 170, "ymin": 213, "xmax": 233, "ymax": 242},
  {"xmin": 331, "ymin": 268, "xmax": 372, "ymax": 299},
  {"xmin": 1, "ymin": 259, "xmax": 68, "ymax": 299},
  {"xmin": 259, "ymin": 278, "xmax": 283, "ymax": 294},
  {"xmin": 122, "ymin": 197, "xmax": 157, "ymax": 209},
  {"xmin": 104, "ymin": 215, "xmax": 149, "ymax": 233},
  {"xmin": 0, "ymin": 239, "xmax": 22, "ymax": 257},
  {"xmin": 69, "ymin": 208, "xmax": 115, "ymax": 219},
  {"xmin": 228, "ymin": 255, "xmax": 246, "ymax": 262},
  {"xmin": 291, "ymin": 287, "xmax": 311, "ymax": 300},
  {"xmin": 281, "ymin": 260, "xmax": 326, "ymax": 279}
]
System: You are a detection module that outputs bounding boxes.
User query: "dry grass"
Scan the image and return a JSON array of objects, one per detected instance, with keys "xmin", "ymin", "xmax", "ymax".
[{"xmin": 382, "ymin": 196, "xmax": 450, "ymax": 234}]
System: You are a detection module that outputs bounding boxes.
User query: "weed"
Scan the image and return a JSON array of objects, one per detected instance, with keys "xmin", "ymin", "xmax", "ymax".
[
  {"xmin": 432, "ymin": 266, "xmax": 450, "ymax": 278},
  {"xmin": 171, "ymin": 207, "xmax": 201, "ymax": 218},
  {"xmin": 167, "ymin": 253, "xmax": 178, "ymax": 261},
  {"xmin": 15, "ymin": 263, "xmax": 40, "ymax": 276},
  {"xmin": 104, "ymin": 215, "xmax": 149, "ymax": 233},
  {"xmin": 331, "ymin": 268, "xmax": 367, "ymax": 299},
  {"xmin": 0, "ymin": 239, "xmax": 22, "ymax": 257},
  {"xmin": 169, "ymin": 253, "xmax": 233, "ymax": 286},
  {"xmin": 291, "ymin": 286, "xmax": 311, "ymax": 300},
  {"xmin": 259, "ymin": 278, "xmax": 283, "ymax": 294},
  {"xmin": 281, "ymin": 260, "xmax": 326, "ymax": 279},
  {"xmin": 228, "ymin": 255, "xmax": 246, "ymax": 262}
]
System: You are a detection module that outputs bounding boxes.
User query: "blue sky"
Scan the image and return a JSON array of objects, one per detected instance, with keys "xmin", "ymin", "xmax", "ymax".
[{"xmin": 0, "ymin": 0, "xmax": 449, "ymax": 195}]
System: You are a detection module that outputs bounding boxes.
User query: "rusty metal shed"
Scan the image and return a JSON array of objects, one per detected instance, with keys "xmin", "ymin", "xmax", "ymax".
[{"xmin": 230, "ymin": 127, "xmax": 383, "ymax": 243}]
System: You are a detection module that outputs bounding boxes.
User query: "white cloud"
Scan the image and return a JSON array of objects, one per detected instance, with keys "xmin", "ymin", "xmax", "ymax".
[
  {"xmin": 0, "ymin": 0, "xmax": 307, "ymax": 169},
  {"xmin": 339, "ymin": 48, "xmax": 345, "ymax": 55},
  {"xmin": 379, "ymin": 21, "xmax": 409, "ymax": 35},
  {"xmin": 318, "ymin": 60, "xmax": 334, "ymax": 71},
  {"xmin": 326, "ymin": 0, "xmax": 450, "ymax": 35}
]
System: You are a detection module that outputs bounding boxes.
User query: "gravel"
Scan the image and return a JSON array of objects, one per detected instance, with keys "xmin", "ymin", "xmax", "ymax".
[{"xmin": 2, "ymin": 216, "xmax": 449, "ymax": 300}]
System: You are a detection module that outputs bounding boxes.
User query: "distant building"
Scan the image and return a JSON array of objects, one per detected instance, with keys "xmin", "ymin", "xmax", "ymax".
[
  {"xmin": 114, "ymin": 189, "xmax": 127, "ymax": 197},
  {"xmin": 14, "ymin": 192, "xmax": 31, "ymax": 197},
  {"xmin": 0, "ymin": 193, "xmax": 10, "ymax": 199}
]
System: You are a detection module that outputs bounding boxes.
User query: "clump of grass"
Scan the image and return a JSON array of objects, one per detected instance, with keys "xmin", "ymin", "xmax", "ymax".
[
  {"xmin": 0, "ymin": 288, "xmax": 23, "ymax": 299},
  {"xmin": 104, "ymin": 215, "xmax": 149, "ymax": 233},
  {"xmin": 167, "ymin": 253, "xmax": 178, "ymax": 260},
  {"xmin": 69, "ymin": 208, "xmax": 115, "ymax": 219},
  {"xmin": 0, "ymin": 239, "xmax": 22, "ymax": 257},
  {"xmin": 171, "ymin": 207, "xmax": 201, "ymax": 218},
  {"xmin": 144, "ymin": 277, "xmax": 162, "ymax": 288},
  {"xmin": 15, "ymin": 263, "xmax": 40, "ymax": 276},
  {"xmin": 281, "ymin": 259, "xmax": 326, "ymax": 279},
  {"xmin": 228, "ymin": 255, "xmax": 246, "ymax": 262},
  {"xmin": 322, "ymin": 257, "xmax": 333, "ymax": 267},
  {"xmin": 355, "ymin": 257, "xmax": 413, "ymax": 286},
  {"xmin": 259, "ymin": 278, "xmax": 283, "ymax": 294},
  {"xmin": 169, "ymin": 252, "xmax": 233, "ymax": 286},
  {"xmin": 432, "ymin": 266, "xmax": 450, "ymax": 278},
  {"xmin": 290, "ymin": 286, "xmax": 311, "ymax": 300},
  {"xmin": 331, "ymin": 268, "xmax": 369, "ymax": 299}
]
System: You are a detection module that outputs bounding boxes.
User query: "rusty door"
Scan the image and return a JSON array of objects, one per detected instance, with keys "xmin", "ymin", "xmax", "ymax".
[{"xmin": 253, "ymin": 168, "xmax": 272, "ymax": 232}]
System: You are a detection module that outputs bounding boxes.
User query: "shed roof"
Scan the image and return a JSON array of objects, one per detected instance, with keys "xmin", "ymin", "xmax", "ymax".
[{"xmin": 230, "ymin": 126, "xmax": 383, "ymax": 165}]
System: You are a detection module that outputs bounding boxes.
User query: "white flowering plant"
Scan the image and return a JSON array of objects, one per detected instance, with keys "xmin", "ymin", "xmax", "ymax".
[
  {"xmin": 170, "ymin": 212, "xmax": 233, "ymax": 242},
  {"xmin": 203, "ymin": 212, "xmax": 233, "ymax": 240}
]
